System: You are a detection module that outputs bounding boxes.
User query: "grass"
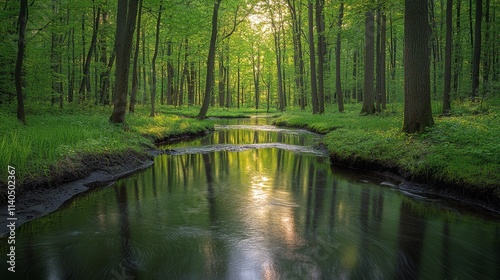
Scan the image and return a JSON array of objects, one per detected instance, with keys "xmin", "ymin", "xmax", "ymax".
[
  {"xmin": 273, "ymin": 100, "xmax": 500, "ymax": 194},
  {"xmin": 0, "ymin": 104, "xmax": 213, "ymax": 187}
]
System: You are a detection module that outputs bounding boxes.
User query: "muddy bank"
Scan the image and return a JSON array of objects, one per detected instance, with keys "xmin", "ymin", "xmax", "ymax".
[
  {"xmin": 0, "ymin": 150, "xmax": 153, "ymax": 237},
  {"xmin": 329, "ymin": 152, "xmax": 500, "ymax": 215}
]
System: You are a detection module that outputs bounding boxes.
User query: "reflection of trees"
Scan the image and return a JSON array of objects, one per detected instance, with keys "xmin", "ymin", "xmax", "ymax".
[
  {"xmin": 114, "ymin": 182, "xmax": 137, "ymax": 278},
  {"xmin": 441, "ymin": 219, "xmax": 451, "ymax": 280},
  {"xmin": 311, "ymin": 167, "xmax": 326, "ymax": 234},
  {"xmin": 202, "ymin": 153, "xmax": 217, "ymax": 224},
  {"xmin": 394, "ymin": 201, "xmax": 427, "ymax": 280}
]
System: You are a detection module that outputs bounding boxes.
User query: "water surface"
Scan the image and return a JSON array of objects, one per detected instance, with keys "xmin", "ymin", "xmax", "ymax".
[{"xmin": 2, "ymin": 118, "xmax": 499, "ymax": 280}]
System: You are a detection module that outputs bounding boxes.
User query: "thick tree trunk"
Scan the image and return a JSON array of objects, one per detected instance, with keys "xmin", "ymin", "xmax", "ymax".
[
  {"xmin": 109, "ymin": 0, "xmax": 139, "ymax": 124},
  {"xmin": 402, "ymin": 0, "xmax": 434, "ymax": 134},
  {"xmin": 15, "ymin": 0, "xmax": 27, "ymax": 124},
  {"xmin": 443, "ymin": 0, "xmax": 452, "ymax": 114},
  {"xmin": 361, "ymin": 10, "xmax": 375, "ymax": 114},
  {"xmin": 198, "ymin": 0, "xmax": 221, "ymax": 119},
  {"xmin": 335, "ymin": 2, "xmax": 344, "ymax": 112}
]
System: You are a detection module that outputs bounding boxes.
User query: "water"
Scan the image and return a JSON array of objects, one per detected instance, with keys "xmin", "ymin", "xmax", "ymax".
[{"xmin": 2, "ymin": 118, "xmax": 499, "ymax": 280}]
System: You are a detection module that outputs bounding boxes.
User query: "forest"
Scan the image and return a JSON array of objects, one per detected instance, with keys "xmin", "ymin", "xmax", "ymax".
[{"xmin": 0, "ymin": 0, "xmax": 499, "ymax": 200}]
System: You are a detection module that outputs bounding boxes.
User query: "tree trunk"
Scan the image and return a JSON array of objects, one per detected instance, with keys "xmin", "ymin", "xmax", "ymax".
[
  {"xmin": 443, "ymin": 0, "xmax": 452, "ymax": 114},
  {"xmin": 471, "ymin": 0, "xmax": 482, "ymax": 100},
  {"xmin": 315, "ymin": 0, "xmax": 325, "ymax": 113},
  {"xmin": 167, "ymin": 40, "xmax": 174, "ymax": 105},
  {"xmin": 375, "ymin": 7, "xmax": 381, "ymax": 112},
  {"xmin": 198, "ymin": 0, "xmax": 221, "ymax": 119},
  {"xmin": 453, "ymin": 0, "xmax": 462, "ymax": 95},
  {"xmin": 129, "ymin": 0, "xmax": 143, "ymax": 112},
  {"xmin": 361, "ymin": 9, "xmax": 375, "ymax": 114},
  {"xmin": 380, "ymin": 13, "xmax": 387, "ymax": 109},
  {"xmin": 79, "ymin": 7, "xmax": 101, "ymax": 101},
  {"xmin": 15, "ymin": 0, "xmax": 28, "ymax": 124},
  {"xmin": 335, "ymin": 2, "xmax": 344, "ymax": 112},
  {"xmin": 402, "ymin": 0, "xmax": 434, "ymax": 134},
  {"xmin": 109, "ymin": 0, "xmax": 139, "ymax": 124},
  {"xmin": 251, "ymin": 43, "xmax": 260, "ymax": 109},
  {"xmin": 308, "ymin": 0, "xmax": 319, "ymax": 114},
  {"xmin": 150, "ymin": 3, "xmax": 162, "ymax": 117}
]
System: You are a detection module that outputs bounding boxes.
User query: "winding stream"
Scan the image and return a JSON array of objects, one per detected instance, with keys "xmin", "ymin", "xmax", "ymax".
[{"xmin": 1, "ymin": 117, "xmax": 499, "ymax": 280}]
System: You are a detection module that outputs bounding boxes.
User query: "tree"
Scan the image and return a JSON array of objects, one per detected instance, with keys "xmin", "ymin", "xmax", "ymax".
[
  {"xmin": 15, "ymin": 0, "xmax": 28, "ymax": 124},
  {"xmin": 443, "ymin": 0, "xmax": 452, "ymax": 114},
  {"xmin": 109, "ymin": 0, "xmax": 139, "ymax": 124},
  {"xmin": 198, "ymin": 0, "xmax": 221, "ymax": 119},
  {"xmin": 308, "ymin": 0, "xmax": 319, "ymax": 114},
  {"xmin": 150, "ymin": 2, "xmax": 163, "ymax": 117},
  {"xmin": 315, "ymin": 0, "xmax": 325, "ymax": 113},
  {"xmin": 402, "ymin": 0, "xmax": 434, "ymax": 134},
  {"xmin": 335, "ymin": 2, "xmax": 345, "ymax": 112},
  {"xmin": 129, "ymin": 0, "xmax": 143, "ymax": 112},
  {"xmin": 471, "ymin": 0, "xmax": 482, "ymax": 100},
  {"xmin": 361, "ymin": 8, "xmax": 375, "ymax": 115}
]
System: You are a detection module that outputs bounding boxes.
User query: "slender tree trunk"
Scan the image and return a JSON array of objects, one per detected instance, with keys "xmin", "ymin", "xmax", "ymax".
[
  {"xmin": 375, "ymin": 7, "xmax": 382, "ymax": 112},
  {"xmin": 15, "ymin": 0, "xmax": 28, "ymax": 124},
  {"xmin": 335, "ymin": 2, "xmax": 344, "ymax": 112},
  {"xmin": 443, "ymin": 0, "xmax": 452, "ymax": 114},
  {"xmin": 402, "ymin": 0, "xmax": 434, "ymax": 134},
  {"xmin": 453, "ymin": 0, "xmax": 462, "ymax": 95},
  {"xmin": 483, "ymin": 0, "xmax": 490, "ymax": 94},
  {"xmin": 129, "ymin": 0, "xmax": 143, "ymax": 112},
  {"xmin": 167, "ymin": 40, "xmax": 174, "ymax": 105},
  {"xmin": 352, "ymin": 50, "xmax": 358, "ymax": 101},
  {"xmin": 361, "ymin": 9, "xmax": 375, "ymax": 114},
  {"xmin": 315, "ymin": 0, "xmax": 325, "ymax": 113},
  {"xmin": 79, "ymin": 8, "xmax": 101, "ymax": 101},
  {"xmin": 109, "ymin": 0, "xmax": 139, "ymax": 124},
  {"xmin": 150, "ymin": 3, "xmax": 162, "ymax": 117},
  {"xmin": 381, "ymin": 13, "xmax": 387, "ymax": 109},
  {"xmin": 218, "ymin": 48, "xmax": 225, "ymax": 107},
  {"xmin": 100, "ymin": 49, "xmax": 115, "ymax": 105},
  {"xmin": 308, "ymin": 0, "xmax": 319, "ymax": 114},
  {"xmin": 198, "ymin": 0, "xmax": 221, "ymax": 119},
  {"xmin": 471, "ymin": 0, "xmax": 482, "ymax": 100}
]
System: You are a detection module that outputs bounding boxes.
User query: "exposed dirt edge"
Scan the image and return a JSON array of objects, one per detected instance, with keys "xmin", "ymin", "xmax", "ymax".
[
  {"xmin": 0, "ymin": 149, "xmax": 154, "ymax": 237},
  {"xmin": 329, "ymin": 153, "xmax": 500, "ymax": 215}
]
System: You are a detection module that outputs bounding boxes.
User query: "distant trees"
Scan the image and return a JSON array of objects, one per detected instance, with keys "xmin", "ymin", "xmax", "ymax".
[{"xmin": 1, "ymin": 0, "xmax": 498, "ymax": 125}]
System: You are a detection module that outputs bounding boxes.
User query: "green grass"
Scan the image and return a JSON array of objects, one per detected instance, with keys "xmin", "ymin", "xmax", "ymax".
[
  {"xmin": 0, "ymin": 104, "xmax": 213, "ymax": 187},
  {"xmin": 273, "ymin": 100, "xmax": 500, "ymax": 193}
]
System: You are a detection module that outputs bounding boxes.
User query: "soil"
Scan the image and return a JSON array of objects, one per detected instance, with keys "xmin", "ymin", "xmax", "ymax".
[{"xmin": 0, "ymin": 150, "xmax": 154, "ymax": 237}]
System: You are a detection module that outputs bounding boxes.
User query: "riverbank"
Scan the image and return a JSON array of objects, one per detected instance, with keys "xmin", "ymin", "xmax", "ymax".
[{"xmin": 273, "ymin": 102, "xmax": 500, "ymax": 212}]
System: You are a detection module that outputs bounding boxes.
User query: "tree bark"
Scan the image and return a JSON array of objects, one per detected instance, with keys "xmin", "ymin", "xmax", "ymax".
[
  {"xmin": 443, "ymin": 0, "xmax": 452, "ymax": 114},
  {"xmin": 315, "ymin": 0, "xmax": 325, "ymax": 113},
  {"xmin": 129, "ymin": 0, "xmax": 143, "ymax": 112},
  {"xmin": 109, "ymin": 0, "xmax": 139, "ymax": 124},
  {"xmin": 150, "ymin": 3, "xmax": 162, "ymax": 117},
  {"xmin": 79, "ymin": 7, "xmax": 101, "ymax": 101},
  {"xmin": 335, "ymin": 2, "xmax": 344, "ymax": 112},
  {"xmin": 471, "ymin": 0, "xmax": 482, "ymax": 100},
  {"xmin": 308, "ymin": 0, "xmax": 319, "ymax": 114},
  {"xmin": 361, "ymin": 9, "xmax": 375, "ymax": 114},
  {"xmin": 402, "ymin": 0, "xmax": 434, "ymax": 134},
  {"xmin": 198, "ymin": 0, "xmax": 221, "ymax": 119}
]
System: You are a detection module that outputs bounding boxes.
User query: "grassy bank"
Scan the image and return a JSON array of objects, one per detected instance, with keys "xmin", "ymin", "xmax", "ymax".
[
  {"xmin": 273, "ymin": 101, "xmax": 500, "ymax": 198},
  {"xmin": 0, "ymin": 104, "xmax": 214, "ymax": 189}
]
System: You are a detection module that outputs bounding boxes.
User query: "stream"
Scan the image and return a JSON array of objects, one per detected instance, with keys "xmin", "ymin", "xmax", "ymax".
[{"xmin": 1, "ymin": 117, "xmax": 499, "ymax": 280}]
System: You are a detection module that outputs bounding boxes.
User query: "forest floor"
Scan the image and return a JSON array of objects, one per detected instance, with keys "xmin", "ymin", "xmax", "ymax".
[{"xmin": 274, "ymin": 99, "xmax": 500, "ymax": 212}]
